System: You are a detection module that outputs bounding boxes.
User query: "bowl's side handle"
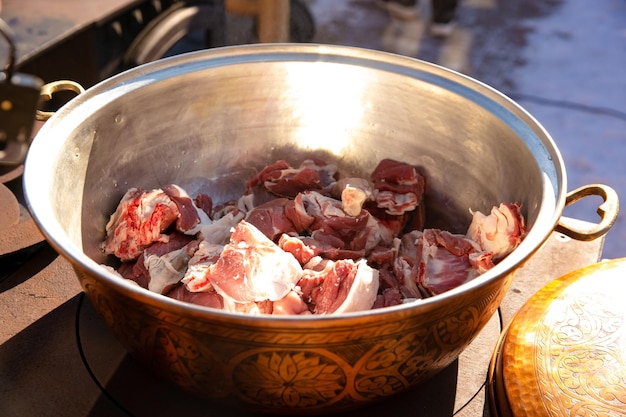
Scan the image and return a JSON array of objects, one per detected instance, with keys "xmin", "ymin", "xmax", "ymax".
[
  {"xmin": 35, "ymin": 80, "xmax": 85, "ymax": 121},
  {"xmin": 556, "ymin": 184, "xmax": 619, "ymax": 241}
]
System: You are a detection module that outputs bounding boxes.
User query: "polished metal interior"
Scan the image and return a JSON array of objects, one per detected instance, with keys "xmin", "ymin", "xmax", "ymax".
[{"xmin": 29, "ymin": 44, "xmax": 564, "ymax": 265}]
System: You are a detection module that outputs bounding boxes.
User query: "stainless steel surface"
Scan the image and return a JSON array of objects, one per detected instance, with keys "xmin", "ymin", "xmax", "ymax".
[{"xmin": 22, "ymin": 43, "xmax": 616, "ymax": 414}]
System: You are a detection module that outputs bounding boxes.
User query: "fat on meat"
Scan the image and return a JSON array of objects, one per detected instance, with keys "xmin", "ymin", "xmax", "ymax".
[
  {"xmin": 101, "ymin": 188, "xmax": 180, "ymax": 261},
  {"xmin": 371, "ymin": 159, "xmax": 425, "ymax": 216},
  {"xmin": 179, "ymin": 239, "xmax": 225, "ymax": 292},
  {"xmin": 198, "ymin": 209, "xmax": 245, "ymax": 245},
  {"xmin": 331, "ymin": 177, "xmax": 373, "ymax": 217},
  {"xmin": 144, "ymin": 245, "xmax": 191, "ymax": 294},
  {"xmin": 466, "ymin": 202, "xmax": 525, "ymax": 261},
  {"xmin": 188, "ymin": 220, "xmax": 303, "ymax": 303},
  {"xmin": 116, "ymin": 232, "xmax": 195, "ymax": 291}
]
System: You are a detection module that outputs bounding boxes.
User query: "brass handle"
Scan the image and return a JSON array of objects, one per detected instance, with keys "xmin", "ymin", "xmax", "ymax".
[
  {"xmin": 35, "ymin": 80, "xmax": 85, "ymax": 121},
  {"xmin": 555, "ymin": 184, "xmax": 619, "ymax": 241}
]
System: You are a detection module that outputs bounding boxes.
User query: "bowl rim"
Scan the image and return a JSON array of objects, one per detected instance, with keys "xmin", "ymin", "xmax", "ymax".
[{"xmin": 23, "ymin": 43, "xmax": 567, "ymax": 323}]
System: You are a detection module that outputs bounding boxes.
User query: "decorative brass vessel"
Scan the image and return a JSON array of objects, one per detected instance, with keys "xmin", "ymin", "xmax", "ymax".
[
  {"xmin": 23, "ymin": 44, "xmax": 617, "ymax": 414},
  {"xmin": 489, "ymin": 258, "xmax": 626, "ymax": 417}
]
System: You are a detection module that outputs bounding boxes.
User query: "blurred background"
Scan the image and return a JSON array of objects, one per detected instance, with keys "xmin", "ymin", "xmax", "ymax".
[{"xmin": 1, "ymin": 0, "xmax": 625, "ymax": 258}]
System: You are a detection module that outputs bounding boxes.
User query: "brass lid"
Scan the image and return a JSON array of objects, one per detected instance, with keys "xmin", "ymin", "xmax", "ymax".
[{"xmin": 489, "ymin": 258, "xmax": 626, "ymax": 417}]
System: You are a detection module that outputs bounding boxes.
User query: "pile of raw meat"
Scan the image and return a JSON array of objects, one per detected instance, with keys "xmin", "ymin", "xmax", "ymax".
[{"xmin": 101, "ymin": 158, "xmax": 525, "ymax": 315}]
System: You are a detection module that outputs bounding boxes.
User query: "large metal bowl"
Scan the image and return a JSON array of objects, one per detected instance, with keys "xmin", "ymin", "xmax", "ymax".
[{"xmin": 23, "ymin": 44, "xmax": 617, "ymax": 414}]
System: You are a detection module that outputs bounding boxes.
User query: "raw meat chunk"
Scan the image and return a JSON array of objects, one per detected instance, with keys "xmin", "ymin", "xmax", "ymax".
[
  {"xmin": 245, "ymin": 198, "xmax": 298, "ymax": 241},
  {"xmin": 178, "ymin": 239, "xmax": 225, "ymax": 293},
  {"xmin": 299, "ymin": 258, "xmax": 379, "ymax": 314},
  {"xmin": 167, "ymin": 284, "xmax": 224, "ymax": 309},
  {"xmin": 272, "ymin": 290, "xmax": 311, "ymax": 315},
  {"xmin": 162, "ymin": 184, "xmax": 211, "ymax": 234},
  {"xmin": 116, "ymin": 232, "xmax": 195, "ymax": 291},
  {"xmin": 371, "ymin": 158, "xmax": 425, "ymax": 215},
  {"xmin": 101, "ymin": 188, "xmax": 180, "ymax": 261},
  {"xmin": 143, "ymin": 239, "xmax": 194, "ymax": 294},
  {"xmin": 292, "ymin": 190, "xmax": 385, "ymax": 255},
  {"xmin": 416, "ymin": 229, "xmax": 494, "ymax": 296},
  {"xmin": 467, "ymin": 202, "xmax": 525, "ymax": 261},
  {"xmin": 278, "ymin": 234, "xmax": 317, "ymax": 265},
  {"xmin": 187, "ymin": 220, "xmax": 302, "ymax": 303},
  {"xmin": 373, "ymin": 287, "xmax": 404, "ymax": 309},
  {"xmin": 246, "ymin": 159, "xmax": 337, "ymax": 198}
]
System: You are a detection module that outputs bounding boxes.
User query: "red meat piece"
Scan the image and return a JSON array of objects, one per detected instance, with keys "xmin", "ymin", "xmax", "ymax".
[
  {"xmin": 194, "ymin": 193, "xmax": 213, "ymax": 219},
  {"xmin": 372, "ymin": 287, "xmax": 404, "ymax": 309},
  {"xmin": 201, "ymin": 221, "xmax": 302, "ymax": 302},
  {"xmin": 416, "ymin": 229, "xmax": 494, "ymax": 296},
  {"xmin": 291, "ymin": 191, "xmax": 385, "ymax": 255},
  {"xmin": 298, "ymin": 258, "xmax": 379, "ymax": 314},
  {"xmin": 102, "ymin": 188, "xmax": 180, "ymax": 261},
  {"xmin": 278, "ymin": 234, "xmax": 317, "ymax": 265},
  {"xmin": 370, "ymin": 158, "xmax": 425, "ymax": 215},
  {"xmin": 246, "ymin": 159, "xmax": 336, "ymax": 199},
  {"xmin": 117, "ymin": 232, "xmax": 196, "ymax": 292},
  {"xmin": 162, "ymin": 184, "xmax": 201, "ymax": 233},
  {"xmin": 245, "ymin": 198, "xmax": 299, "ymax": 241},
  {"xmin": 167, "ymin": 284, "xmax": 224, "ymax": 309}
]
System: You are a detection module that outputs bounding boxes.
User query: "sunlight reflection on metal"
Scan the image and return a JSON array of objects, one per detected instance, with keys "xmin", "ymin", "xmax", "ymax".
[{"xmin": 285, "ymin": 61, "xmax": 369, "ymax": 156}]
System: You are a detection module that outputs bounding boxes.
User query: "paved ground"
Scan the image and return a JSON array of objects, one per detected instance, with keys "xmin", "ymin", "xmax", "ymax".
[{"xmin": 299, "ymin": 0, "xmax": 626, "ymax": 259}]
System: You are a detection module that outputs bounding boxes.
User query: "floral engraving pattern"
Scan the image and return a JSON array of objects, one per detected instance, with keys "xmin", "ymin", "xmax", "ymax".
[
  {"xmin": 535, "ymin": 283, "xmax": 626, "ymax": 416},
  {"xmin": 353, "ymin": 331, "xmax": 434, "ymax": 399},
  {"xmin": 232, "ymin": 350, "xmax": 347, "ymax": 408},
  {"xmin": 151, "ymin": 327, "xmax": 228, "ymax": 397}
]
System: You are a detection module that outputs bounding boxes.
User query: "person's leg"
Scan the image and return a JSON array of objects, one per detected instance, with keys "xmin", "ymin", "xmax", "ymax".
[
  {"xmin": 385, "ymin": 0, "xmax": 418, "ymax": 5},
  {"xmin": 381, "ymin": 0, "xmax": 424, "ymax": 56},
  {"xmin": 382, "ymin": 0, "xmax": 420, "ymax": 20},
  {"xmin": 430, "ymin": 0, "xmax": 457, "ymax": 36},
  {"xmin": 431, "ymin": 0, "xmax": 458, "ymax": 23}
]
